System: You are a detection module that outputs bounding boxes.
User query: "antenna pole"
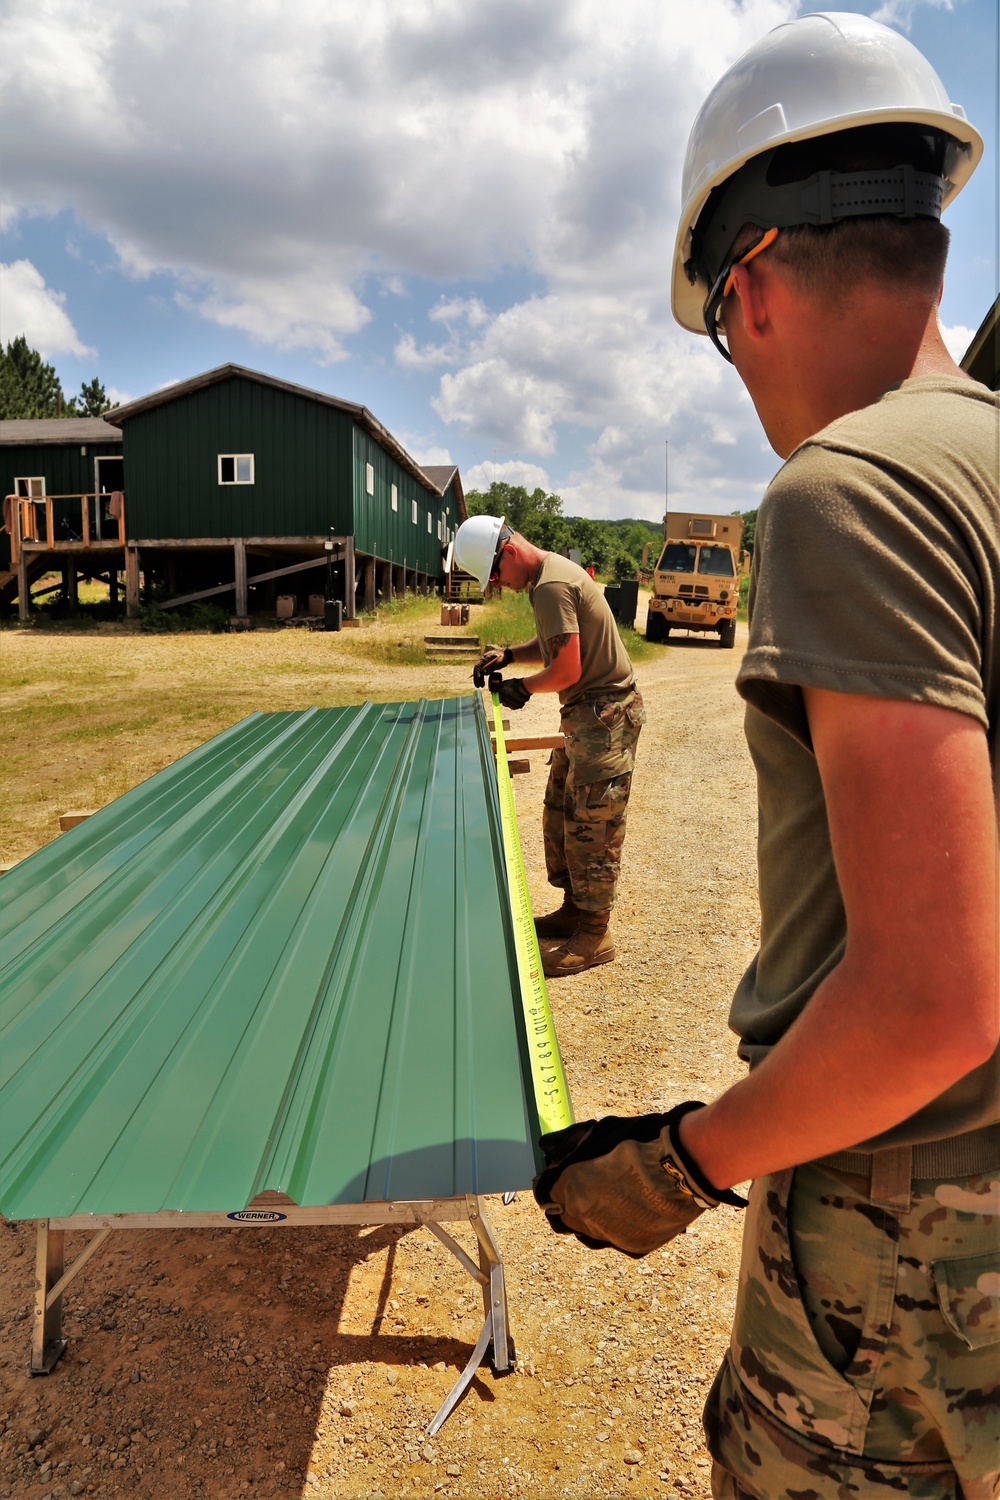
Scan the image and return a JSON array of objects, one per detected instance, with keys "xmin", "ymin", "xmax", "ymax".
[{"xmin": 665, "ymin": 440, "xmax": 669, "ymax": 519}]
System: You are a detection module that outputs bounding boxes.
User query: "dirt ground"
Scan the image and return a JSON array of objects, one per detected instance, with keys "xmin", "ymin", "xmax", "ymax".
[{"xmin": 0, "ymin": 612, "xmax": 759, "ymax": 1500}]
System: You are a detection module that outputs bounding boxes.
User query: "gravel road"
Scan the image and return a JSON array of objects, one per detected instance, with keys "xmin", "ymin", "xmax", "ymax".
[{"xmin": 0, "ymin": 623, "xmax": 760, "ymax": 1500}]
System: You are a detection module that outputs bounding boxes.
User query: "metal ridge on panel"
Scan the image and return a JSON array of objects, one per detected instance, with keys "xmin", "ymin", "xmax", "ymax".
[{"xmin": 0, "ymin": 697, "xmax": 540, "ymax": 1221}]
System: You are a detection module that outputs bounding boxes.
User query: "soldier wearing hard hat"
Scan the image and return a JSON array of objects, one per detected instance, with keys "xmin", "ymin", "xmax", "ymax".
[
  {"xmin": 534, "ymin": 14, "xmax": 999, "ymax": 1498},
  {"xmin": 453, "ymin": 514, "xmax": 645, "ymax": 977}
]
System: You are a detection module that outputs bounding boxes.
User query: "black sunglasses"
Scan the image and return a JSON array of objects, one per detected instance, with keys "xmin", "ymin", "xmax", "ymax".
[
  {"xmin": 488, "ymin": 526, "xmax": 514, "ymax": 582},
  {"xmin": 702, "ymin": 227, "xmax": 778, "ymax": 362}
]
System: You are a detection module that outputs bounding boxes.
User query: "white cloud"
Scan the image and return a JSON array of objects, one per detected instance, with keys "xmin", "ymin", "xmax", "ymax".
[
  {"xmin": 429, "ymin": 298, "xmax": 490, "ymax": 329},
  {"xmin": 463, "ymin": 459, "xmax": 554, "ymax": 495},
  {"xmin": 0, "ymin": 259, "xmax": 95, "ymax": 357},
  {"xmin": 0, "ymin": 0, "xmax": 795, "ymax": 374},
  {"xmin": 399, "ymin": 438, "xmax": 454, "ymax": 467},
  {"xmin": 870, "ymin": 0, "xmax": 956, "ymax": 32},
  {"xmin": 106, "ymin": 385, "xmax": 133, "ymax": 406},
  {"xmin": 176, "ymin": 271, "xmax": 370, "ymax": 363},
  {"xmin": 394, "ymin": 332, "xmax": 455, "ymax": 370},
  {"xmin": 939, "ymin": 320, "xmax": 976, "ymax": 363}
]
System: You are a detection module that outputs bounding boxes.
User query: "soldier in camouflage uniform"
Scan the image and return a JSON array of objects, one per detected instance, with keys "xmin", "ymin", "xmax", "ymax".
[
  {"xmin": 541, "ymin": 688, "xmax": 643, "ymax": 930},
  {"xmin": 454, "ymin": 516, "xmax": 644, "ymax": 977},
  {"xmin": 532, "ymin": 15, "xmax": 999, "ymax": 1499}
]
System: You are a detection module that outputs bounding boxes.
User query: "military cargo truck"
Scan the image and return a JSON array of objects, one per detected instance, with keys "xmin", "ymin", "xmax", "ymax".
[{"xmin": 645, "ymin": 512, "xmax": 743, "ymax": 648}]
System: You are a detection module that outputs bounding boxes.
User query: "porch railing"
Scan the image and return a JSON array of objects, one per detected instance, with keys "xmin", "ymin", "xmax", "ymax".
[{"xmin": 8, "ymin": 493, "xmax": 126, "ymax": 565}]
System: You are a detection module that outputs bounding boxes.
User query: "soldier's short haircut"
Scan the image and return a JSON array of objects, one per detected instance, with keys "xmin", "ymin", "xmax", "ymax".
[{"xmin": 735, "ymin": 216, "xmax": 950, "ymax": 302}]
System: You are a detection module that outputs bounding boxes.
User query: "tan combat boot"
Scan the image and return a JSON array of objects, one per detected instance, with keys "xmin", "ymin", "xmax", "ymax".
[
  {"xmin": 533, "ymin": 893, "xmax": 582, "ymax": 942},
  {"xmin": 541, "ymin": 912, "xmax": 615, "ymax": 977}
]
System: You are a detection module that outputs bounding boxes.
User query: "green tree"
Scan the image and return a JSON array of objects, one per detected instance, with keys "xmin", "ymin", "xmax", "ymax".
[
  {"xmin": 465, "ymin": 481, "xmax": 566, "ymax": 548},
  {"xmin": 734, "ymin": 508, "xmax": 758, "ymax": 556},
  {"xmin": 0, "ymin": 335, "xmax": 65, "ymax": 418},
  {"xmin": 73, "ymin": 377, "xmax": 117, "ymax": 417}
]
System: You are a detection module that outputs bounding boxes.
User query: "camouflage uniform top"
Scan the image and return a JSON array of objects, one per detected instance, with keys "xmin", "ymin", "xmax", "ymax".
[
  {"xmin": 732, "ymin": 376, "xmax": 1000, "ymax": 1148},
  {"xmin": 528, "ymin": 554, "xmax": 635, "ymax": 707}
]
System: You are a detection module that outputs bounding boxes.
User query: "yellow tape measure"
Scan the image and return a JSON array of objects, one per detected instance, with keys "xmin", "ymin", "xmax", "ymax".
[{"xmin": 491, "ymin": 692, "xmax": 574, "ymax": 1136}]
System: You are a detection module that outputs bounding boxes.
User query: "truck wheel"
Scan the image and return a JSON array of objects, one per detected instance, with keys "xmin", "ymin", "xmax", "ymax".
[
  {"xmin": 646, "ymin": 611, "xmax": 664, "ymax": 643},
  {"xmin": 718, "ymin": 620, "xmax": 736, "ymax": 649}
]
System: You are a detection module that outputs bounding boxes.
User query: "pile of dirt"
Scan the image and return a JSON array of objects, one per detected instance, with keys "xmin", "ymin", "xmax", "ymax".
[{"xmin": 0, "ymin": 626, "xmax": 758, "ymax": 1500}]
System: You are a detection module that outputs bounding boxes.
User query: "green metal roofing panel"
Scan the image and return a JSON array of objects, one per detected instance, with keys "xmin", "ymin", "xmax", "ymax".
[{"xmin": 0, "ymin": 697, "xmax": 542, "ymax": 1221}]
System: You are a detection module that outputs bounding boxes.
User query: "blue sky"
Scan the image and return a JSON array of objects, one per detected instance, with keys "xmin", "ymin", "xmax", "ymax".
[{"xmin": 1, "ymin": 0, "xmax": 996, "ymax": 520}]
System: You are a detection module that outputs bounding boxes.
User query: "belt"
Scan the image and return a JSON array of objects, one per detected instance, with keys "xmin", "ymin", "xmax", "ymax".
[
  {"xmin": 814, "ymin": 1120, "xmax": 1000, "ymax": 1182},
  {"xmin": 562, "ymin": 682, "xmax": 638, "ymax": 708}
]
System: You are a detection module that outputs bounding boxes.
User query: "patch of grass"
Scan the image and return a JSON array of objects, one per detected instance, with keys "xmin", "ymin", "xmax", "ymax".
[
  {"xmin": 617, "ymin": 625, "xmax": 656, "ymax": 663},
  {"xmin": 738, "ymin": 574, "xmax": 750, "ymax": 620},
  {"xmin": 61, "ymin": 716, "xmax": 158, "ymax": 741},
  {"xmin": 356, "ymin": 636, "xmax": 431, "ymax": 667},
  {"xmin": 472, "ymin": 589, "xmax": 538, "ymax": 647},
  {"xmin": 365, "ymin": 593, "xmax": 442, "ymax": 624}
]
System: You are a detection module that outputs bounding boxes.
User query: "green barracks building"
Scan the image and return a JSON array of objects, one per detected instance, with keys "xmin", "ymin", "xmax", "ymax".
[{"xmin": 1, "ymin": 364, "xmax": 467, "ymax": 619}]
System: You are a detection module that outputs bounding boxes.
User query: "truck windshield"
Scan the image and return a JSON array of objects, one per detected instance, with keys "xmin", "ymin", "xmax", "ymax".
[
  {"xmin": 657, "ymin": 543, "xmax": 696, "ymax": 574},
  {"xmin": 697, "ymin": 546, "xmax": 735, "ymax": 577}
]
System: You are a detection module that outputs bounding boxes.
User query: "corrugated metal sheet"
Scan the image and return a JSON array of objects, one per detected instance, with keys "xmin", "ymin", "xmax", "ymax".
[{"xmin": 0, "ymin": 697, "xmax": 541, "ymax": 1221}]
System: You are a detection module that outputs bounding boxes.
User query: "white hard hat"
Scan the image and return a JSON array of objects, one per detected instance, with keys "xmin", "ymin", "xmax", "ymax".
[
  {"xmin": 453, "ymin": 514, "xmax": 507, "ymax": 590},
  {"xmin": 671, "ymin": 11, "xmax": 983, "ymax": 333}
]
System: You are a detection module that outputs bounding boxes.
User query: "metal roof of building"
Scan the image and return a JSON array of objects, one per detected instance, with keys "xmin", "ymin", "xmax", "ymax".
[
  {"xmin": 0, "ymin": 698, "xmax": 542, "ymax": 1221},
  {"xmin": 0, "ymin": 417, "xmax": 122, "ymax": 447}
]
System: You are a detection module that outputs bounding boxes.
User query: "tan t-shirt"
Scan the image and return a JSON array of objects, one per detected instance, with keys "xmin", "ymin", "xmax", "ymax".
[
  {"xmin": 528, "ymin": 553, "xmax": 635, "ymax": 706},
  {"xmin": 732, "ymin": 375, "xmax": 1000, "ymax": 1149}
]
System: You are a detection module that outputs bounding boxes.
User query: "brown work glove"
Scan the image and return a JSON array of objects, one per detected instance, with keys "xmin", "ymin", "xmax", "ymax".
[
  {"xmin": 472, "ymin": 645, "xmax": 513, "ymax": 688},
  {"xmin": 532, "ymin": 1101, "xmax": 746, "ymax": 1258}
]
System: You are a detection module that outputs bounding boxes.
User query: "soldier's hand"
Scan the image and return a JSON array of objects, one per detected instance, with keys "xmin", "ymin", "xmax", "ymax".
[
  {"xmin": 532, "ymin": 1102, "xmax": 746, "ymax": 1257},
  {"xmin": 496, "ymin": 677, "xmax": 531, "ymax": 710},
  {"xmin": 472, "ymin": 645, "xmax": 513, "ymax": 688}
]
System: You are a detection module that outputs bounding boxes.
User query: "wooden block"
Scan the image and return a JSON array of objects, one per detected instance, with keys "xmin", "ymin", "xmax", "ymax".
[
  {"xmin": 59, "ymin": 811, "xmax": 97, "ymax": 831},
  {"xmin": 508, "ymin": 759, "xmax": 530, "ymax": 775},
  {"xmin": 492, "ymin": 734, "xmax": 565, "ymax": 753}
]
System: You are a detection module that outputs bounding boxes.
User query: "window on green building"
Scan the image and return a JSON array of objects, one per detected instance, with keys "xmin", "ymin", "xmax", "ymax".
[{"xmin": 218, "ymin": 455, "xmax": 254, "ymax": 484}]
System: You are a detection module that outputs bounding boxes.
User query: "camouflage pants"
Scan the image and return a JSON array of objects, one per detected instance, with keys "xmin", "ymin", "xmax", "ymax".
[
  {"xmin": 542, "ymin": 686, "xmax": 645, "ymax": 914},
  {"xmin": 705, "ymin": 1161, "xmax": 1000, "ymax": 1500}
]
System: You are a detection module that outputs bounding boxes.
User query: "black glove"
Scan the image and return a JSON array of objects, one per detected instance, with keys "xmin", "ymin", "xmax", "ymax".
[
  {"xmin": 496, "ymin": 677, "xmax": 531, "ymax": 710},
  {"xmin": 472, "ymin": 645, "xmax": 513, "ymax": 688},
  {"xmin": 532, "ymin": 1101, "xmax": 746, "ymax": 1257}
]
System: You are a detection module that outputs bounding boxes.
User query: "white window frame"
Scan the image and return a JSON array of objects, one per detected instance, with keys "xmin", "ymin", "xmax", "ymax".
[
  {"xmin": 391, "ymin": 483, "xmax": 398, "ymax": 512},
  {"xmin": 218, "ymin": 454, "xmax": 255, "ymax": 485},
  {"xmin": 411, "ymin": 499, "xmax": 418, "ymax": 524},
  {"xmin": 15, "ymin": 476, "xmax": 46, "ymax": 499},
  {"xmin": 366, "ymin": 462, "xmax": 375, "ymax": 496}
]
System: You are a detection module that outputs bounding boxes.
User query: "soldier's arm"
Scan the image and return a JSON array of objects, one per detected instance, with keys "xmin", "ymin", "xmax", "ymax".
[
  {"xmin": 524, "ymin": 632, "xmax": 582, "ymax": 696},
  {"xmin": 508, "ymin": 636, "xmax": 545, "ymax": 665},
  {"xmin": 679, "ymin": 690, "xmax": 999, "ymax": 1188}
]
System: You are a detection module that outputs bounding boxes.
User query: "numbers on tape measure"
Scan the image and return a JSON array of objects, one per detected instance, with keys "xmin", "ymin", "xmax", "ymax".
[{"xmin": 491, "ymin": 693, "xmax": 573, "ymax": 1134}]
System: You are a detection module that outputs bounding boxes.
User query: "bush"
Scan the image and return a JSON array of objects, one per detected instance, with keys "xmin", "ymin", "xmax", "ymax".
[{"xmin": 138, "ymin": 602, "xmax": 232, "ymax": 633}]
